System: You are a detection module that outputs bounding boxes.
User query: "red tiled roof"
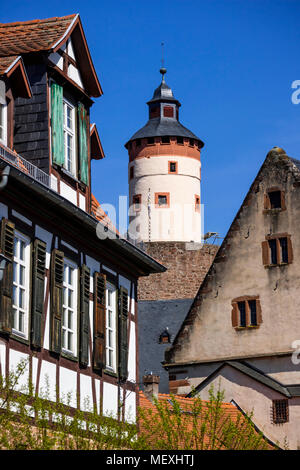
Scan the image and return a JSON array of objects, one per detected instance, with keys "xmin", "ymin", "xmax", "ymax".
[
  {"xmin": 138, "ymin": 391, "xmax": 275, "ymax": 450},
  {"xmin": 91, "ymin": 194, "xmax": 120, "ymax": 236},
  {"xmin": 0, "ymin": 55, "xmax": 19, "ymax": 74},
  {"xmin": 0, "ymin": 15, "xmax": 77, "ymax": 56}
]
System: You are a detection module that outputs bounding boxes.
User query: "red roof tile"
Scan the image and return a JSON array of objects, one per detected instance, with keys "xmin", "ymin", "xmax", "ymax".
[
  {"xmin": 138, "ymin": 391, "xmax": 275, "ymax": 449},
  {"xmin": 91, "ymin": 194, "xmax": 120, "ymax": 236},
  {"xmin": 0, "ymin": 15, "xmax": 76, "ymax": 56}
]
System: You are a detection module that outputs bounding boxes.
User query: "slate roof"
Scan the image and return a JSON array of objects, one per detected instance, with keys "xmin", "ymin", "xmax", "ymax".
[
  {"xmin": 187, "ymin": 360, "xmax": 300, "ymax": 398},
  {"xmin": 138, "ymin": 298, "xmax": 194, "ymax": 393},
  {"xmin": 0, "ymin": 14, "xmax": 76, "ymax": 56},
  {"xmin": 127, "ymin": 117, "xmax": 203, "ymax": 144}
]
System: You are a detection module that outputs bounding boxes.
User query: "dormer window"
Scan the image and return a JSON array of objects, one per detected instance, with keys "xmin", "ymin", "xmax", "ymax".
[
  {"xmin": 163, "ymin": 106, "xmax": 174, "ymax": 118},
  {"xmin": 0, "ymin": 102, "xmax": 7, "ymax": 145},
  {"xmin": 147, "ymin": 137, "xmax": 155, "ymax": 145},
  {"xmin": 63, "ymin": 98, "xmax": 76, "ymax": 176},
  {"xmin": 176, "ymin": 136, "xmax": 184, "ymax": 145},
  {"xmin": 149, "ymin": 105, "xmax": 160, "ymax": 119},
  {"xmin": 161, "ymin": 136, "xmax": 170, "ymax": 144}
]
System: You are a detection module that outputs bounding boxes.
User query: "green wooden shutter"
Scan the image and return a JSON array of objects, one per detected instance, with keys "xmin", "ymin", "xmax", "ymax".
[
  {"xmin": 78, "ymin": 103, "xmax": 89, "ymax": 185},
  {"xmin": 0, "ymin": 219, "xmax": 14, "ymax": 334},
  {"xmin": 118, "ymin": 286, "xmax": 128, "ymax": 382},
  {"xmin": 50, "ymin": 249, "xmax": 64, "ymax": 354},
  {"xmin": 31, "ymin": 239, "xmax": 46, "ymax": 348},
  {"xmin": 51, "ymin": 82, "xmax": 64, "ymax": 166},
  {"xmin": 93, "ymin": 272, "xmax": 106, "ymax": 371},
  {"xmin": 80, "ymin": 264, "xmax": 90, "ymax": 366}
]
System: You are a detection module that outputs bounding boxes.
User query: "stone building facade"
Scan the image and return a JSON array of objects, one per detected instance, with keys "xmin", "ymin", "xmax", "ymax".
[{"xmin": 164, "ymin": 147, "xmax": 300, "ymax": 449}]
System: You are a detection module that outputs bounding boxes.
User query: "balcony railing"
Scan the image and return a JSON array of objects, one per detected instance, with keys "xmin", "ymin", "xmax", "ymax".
[{"xmin": 0, "ymin": 143, "xmax": 50, "ymax": 188}]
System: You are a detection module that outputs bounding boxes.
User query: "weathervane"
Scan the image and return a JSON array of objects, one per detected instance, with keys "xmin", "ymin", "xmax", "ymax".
[{"xmin": 160, "ymin": 41, "xmax": 167, "ymax": 82}]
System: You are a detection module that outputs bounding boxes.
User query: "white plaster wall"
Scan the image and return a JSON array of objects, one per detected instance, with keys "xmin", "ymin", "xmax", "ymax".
[
  {"xmin": 79, "ymin": 193, "xmax": 86, "ymax": 211},
  {"xmin": 59, "ymin": 366, "xmax": 77, "ymax": 408},
  {"xmin": 48, "ymin": 52, "xmax": 64, "ymax": 70},
  {"xmin": 39, "ymin": 360, "xmax": 56, "ymax": 402},
  {"xmin": 80, "ymin": 374, "xmax": 93, "ymax": 412},
  {"xmin": 0, "ymin": 339, "xmax": 6, "ymax": 377},
  {"xmin": 124, "ymin": 389, "xmax": 136, "ymax": 423},
  {"xmin": 127, "ymin": 321, "xmax": 136, "ymax": 383},
  {"xmin": 68, "ymin": 64, "xmax": 84, "ymax": 89},
  {"xmin": 50, "ymin": 174, "xmax": 58, "ymax": 192},
  {"xmin": 95, "ymin": 378, "xmax": 101, "ymax": 414},
  {"xmin": 129, "ymin": 155, "xmax": 201, "ymax": 242},
  {"xmin": 102, "ymin": 382, "xmax": 118, "ymax": 418},
  {"xmin": 60, "ymin": 181, "xmax": 77, "ymax": 205},
  {"xmin": 9, "ymin": 350, "xmax": 29, "ymax": 392}
]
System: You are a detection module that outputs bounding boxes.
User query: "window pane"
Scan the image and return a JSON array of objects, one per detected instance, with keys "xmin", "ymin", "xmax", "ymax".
[
  {"xmin": 280, "ymin": 237, "xmax": 288, "ymax": 263},
  {"xmin": 238, "ymin": 301, "xmax": 246, "ymax": 327},
  {"xmin": 249, "ymin": 300, "xmax": 257, "ymax": 326},
  {"xmin": 19, "ymin": 265, "xmax": 25, "ymax": 286},
  {"xmin": 268, "ymin": 239, "xmax": 277, "ymax": 265}
]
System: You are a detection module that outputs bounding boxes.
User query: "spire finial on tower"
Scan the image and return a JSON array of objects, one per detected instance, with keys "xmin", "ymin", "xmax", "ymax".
[{"xmin": 160, "ymin": 42, "xmax": 167, "ymax": 83}]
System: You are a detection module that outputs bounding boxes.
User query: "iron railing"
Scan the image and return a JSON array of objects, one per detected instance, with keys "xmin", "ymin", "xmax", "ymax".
[{"xmin": 0, "ymin": 143, "xmax": 50, "ymax": 188}]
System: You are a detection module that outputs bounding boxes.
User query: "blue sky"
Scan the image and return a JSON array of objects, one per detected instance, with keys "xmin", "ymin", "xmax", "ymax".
[{"xmin": 2, "ymin": 0, "xmax": 300, "ymax": 240}]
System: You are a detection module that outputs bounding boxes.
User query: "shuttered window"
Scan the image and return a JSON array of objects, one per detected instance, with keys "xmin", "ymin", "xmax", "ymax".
[
  {"xmin": 79, "ymin": 264, "xmax": 90, "ymax": 366},
  {"xmin": 0, "ymin": 219, "xmax": 14, "ymax": 334},
  {"xmin": 31, "ymin": 239, "xmax": 46, "ymax": 348},
  {"xmin": 262, "ymin": 235, "xmax": 293, "ymax": 267},
  {"xmin": 12, "ymin": 231, "xmax": 30, "ymax": 339},
  {"xmin": 51, "ymin": 82, "xmax": 64, "ymax": 166},
  {"xmin": 106, "ymin": 282, "xmax": 117, "ymax": 372},
  {"xmin": 62, "ymin": 258, "xmax": 78, "ymax": 356},
  {"xmin": 78, "ymin": 102, "xmax": 89, "ymax": 186},
  {"xmin": 232, "ymin": 297, "xmax": 262, "ymax": 329},
  {"xmin": 93, "ymin": 272, "xmax": 106, "ymax": 371},
  {"xmin": 118, "ymin": 286, "xmax": 128, "ymax": 382},
  {"xmin": 50, "ymin": 249, "xmax": 64, "ymax": 354}
]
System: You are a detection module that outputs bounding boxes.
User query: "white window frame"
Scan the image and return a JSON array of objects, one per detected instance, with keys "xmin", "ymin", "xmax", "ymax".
[
  {"xmin": 0, "ymin": 102, "xmax": 7, "ymax": 146},
  {"xmin": 105, "ymin": 282, "xmax": 117, "ymax": 372},
  {"xmin": 12, "ymin": 231, "xmax": 30, "ymax": 339},
  {"xmin": 63, "ymin": 97, "xmax": 76, "ymax": 177},
  {"xmin": 62, "ymin": 258, "xmax": 78, "ymax": 356}
]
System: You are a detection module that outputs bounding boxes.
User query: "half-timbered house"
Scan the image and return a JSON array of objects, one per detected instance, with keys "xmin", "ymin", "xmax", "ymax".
[{"xmin": 0, "ymin": 14, "xmax": 165, "ymax": 423}]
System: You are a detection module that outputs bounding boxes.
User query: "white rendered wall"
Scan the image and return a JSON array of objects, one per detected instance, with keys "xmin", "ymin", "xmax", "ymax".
[{"xmin": 129, "ymin": 155, "xmax": 201, "ymax": 242}]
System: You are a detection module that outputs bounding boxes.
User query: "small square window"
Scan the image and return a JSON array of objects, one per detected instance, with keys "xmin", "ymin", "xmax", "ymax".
[
  {"xmin": 232, "ymin": 297, "xmax": 261, "ymax": 329},
  {"xmin": 147, "ymin": 137, "xmax": 155, "ymax": 145},
  {"xmin": 189, "ymin": 138, "xmax": 194, "ymax": 146},
  {"xmin": 169, "ymin": 161, "xmax": 177, "ymax": 174},
  {"xmin": 155, "ymin": 193, "xmax": 169, "ymax": 208},
  {"xmin": 133, "ymin": 194, "xmax": 141, "ymax": 211},
  {"xmin": 263, "ymin": 235, "xmax": 292, "ymax": 266},
  {"xmin": 264, "ymin": 189, "xmax": 285, "ymax": 211},
  {"xmin": 176, "ymin": 136, "xmax": 184, "ymax": 145},
  {"xmin": 136, "ymin": 139, "xmax": 141, "ymax": 147},
  {"xmin": 272, "ymin": 399, "xmax": 289, "ymax": 424}
]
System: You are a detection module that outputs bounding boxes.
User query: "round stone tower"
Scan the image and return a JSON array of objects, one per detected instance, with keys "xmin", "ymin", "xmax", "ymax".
[{"xmin": 125, "ymin": 68, "xmax": 204, "ymax": 243}]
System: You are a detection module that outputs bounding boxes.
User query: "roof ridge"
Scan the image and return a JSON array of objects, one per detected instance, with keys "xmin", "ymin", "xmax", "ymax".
[{"xmin": 0, "ymin": 14, "xmax": 77, "ymax": 28}]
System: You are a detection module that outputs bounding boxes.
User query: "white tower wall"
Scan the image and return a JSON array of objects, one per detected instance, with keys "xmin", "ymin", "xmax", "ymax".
[{"xmin": 128, "ymin": 154, "xmax": 201, "ymax": 243}]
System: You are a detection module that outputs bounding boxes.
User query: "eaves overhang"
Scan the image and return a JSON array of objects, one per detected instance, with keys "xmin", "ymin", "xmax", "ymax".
[{"xmin": 0, "ymin": 160, "xmax": 166, "ymax": 276}]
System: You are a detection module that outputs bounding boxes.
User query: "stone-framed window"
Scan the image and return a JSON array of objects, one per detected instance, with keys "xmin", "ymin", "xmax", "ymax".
[
  {"xmin": 262, "ymin": 234, "xmax": 293, "ymax": 267},
  {"xmin": 264, "ymin": 187, "xmax": 286, "ymax": 211},
  {"xmin": 231, "ymin": 296, "xmax": 262, "ymax": 329}
]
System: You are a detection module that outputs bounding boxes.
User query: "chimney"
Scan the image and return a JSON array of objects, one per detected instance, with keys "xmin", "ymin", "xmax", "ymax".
[{"xmin": 143, "ymin": 374, "xmax": 160, "ymax": 402}]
